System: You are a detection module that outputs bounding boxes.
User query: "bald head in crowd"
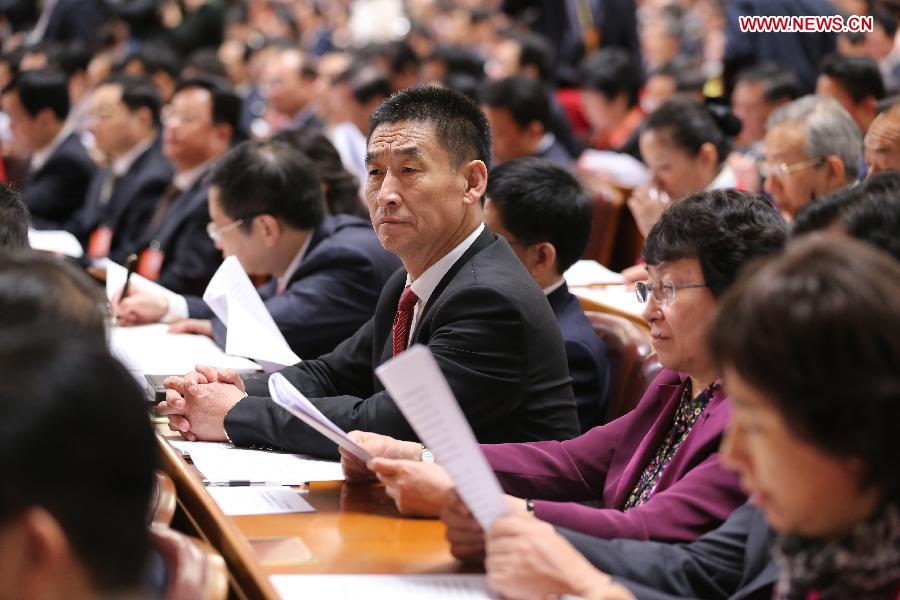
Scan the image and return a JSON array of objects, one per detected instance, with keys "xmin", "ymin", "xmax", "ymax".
[{"xmin": 864, "ymin": 101, "xmax": 900, "ymax": 176}]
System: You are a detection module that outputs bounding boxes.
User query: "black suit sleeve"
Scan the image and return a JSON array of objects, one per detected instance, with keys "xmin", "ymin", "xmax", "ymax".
[
  {"xmin": 558, "ymin": 503, "xmax": 761, "ymax": 600},
  {"xmin": 225, "ymin": 283, "xmax": 532, "ymax": 458},
  {"xmin": 26, "ymin": 154, "xmax": 96, "ymax": 230},
  {"xmin": 156, "ymin": 204, "xmax": 222, "ymax": 296}
]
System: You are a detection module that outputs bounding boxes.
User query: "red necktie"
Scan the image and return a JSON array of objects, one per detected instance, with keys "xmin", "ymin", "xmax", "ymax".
[{"xmin": 392, "ymin": 285, "xmax": 419, "ymax": 356}]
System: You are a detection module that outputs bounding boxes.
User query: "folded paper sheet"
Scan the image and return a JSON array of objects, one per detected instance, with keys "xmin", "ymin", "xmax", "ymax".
[
  {"xmin": 185, "ymin": 442, "xmax": 344, "ymax": 484},
  {"xmin": 203, "ymin": 256, "xmax": 300, "ymax": 371},
  {"xmin": 28, "ymin": 228, "xmax": 84, "ymax": 258},
  {"xmin": 269, "ymin": 373, "xmax": 373, "ymax": 463},
  {"xmin": 375, "ymin": 345, "xmax": 509, "ymax": 531},
  {"xmin": 270, "ymin": 574, "xmax": 497, "ymax": 599}
]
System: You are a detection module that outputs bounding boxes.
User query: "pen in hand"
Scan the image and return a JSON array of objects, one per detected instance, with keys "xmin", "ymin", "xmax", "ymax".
[{"xmin": 121, "ymin": 253, "xmax": 139, "ymax": 301}]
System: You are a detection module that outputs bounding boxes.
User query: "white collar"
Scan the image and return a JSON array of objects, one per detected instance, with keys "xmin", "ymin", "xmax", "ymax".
[
  {"xmin": 407, "ymin": 222, "xmax": 485, "ymax": 309},
  {"xmin": 173, "ymin": 156, "xmax": 218, "ymax": 191},
  {"xmin": 29, "ymin": 124, "xmax": 71, "ymax": 173},
  {"xmin": 706, "ymin": 164, "xmax": 738, "ymax": 190},
  {"xmin": 542, "ymin": 278, "xmax": 566, "ymax": 296},
  {"xmin": 276, "ymin": 231, "xmax": 313, "ymax": 293},
  {"xmin": 111, "ymin": 135, "xmax": 155, "ymax": 177},
  {"xmin": 536, "ymin": 132, "xmax": 556, "ymax": 154}
]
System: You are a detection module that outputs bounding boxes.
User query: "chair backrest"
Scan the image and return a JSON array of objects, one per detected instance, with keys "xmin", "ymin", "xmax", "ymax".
[
  {"xmin": 150, "ymin": 527, "xmax": 229, "ymax": 600},
  {"xmin": 585, "ymin": 311, "xmax": 662, "ymax": 423},
  {"xmin": 581, "ymin": 189, "xmax": 624, "ymax": 267},
  {"xmin": 149, "ymin": 470, "xmax": 177, "ymax": 527}
]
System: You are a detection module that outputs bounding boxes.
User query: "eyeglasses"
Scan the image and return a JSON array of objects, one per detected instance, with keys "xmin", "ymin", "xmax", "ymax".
[
  {"xmin": 635, "ymin": 280, "xmax": 708, "ymax": 306},
  {"xmin": 759, "ymin": 157, "xmax": 825, "ymax": 179},
  {"xmin": 206, "ymin": 219, "xmax": 244, "ymax": 242},
  {"xmin": 161, "ymin": 106, "xmax": 204, "ymax": 125}
]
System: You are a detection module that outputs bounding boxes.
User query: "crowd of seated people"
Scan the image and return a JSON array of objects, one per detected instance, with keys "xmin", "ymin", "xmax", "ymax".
[{"xmin": 0, "ymin": 0, "xmax": 898, "ymax": 597}]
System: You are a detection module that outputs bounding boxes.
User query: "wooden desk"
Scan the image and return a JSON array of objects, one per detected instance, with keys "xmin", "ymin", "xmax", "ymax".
[{"xmin": 155, "ymin": 428, "xmax": 465, "ymax": 600}]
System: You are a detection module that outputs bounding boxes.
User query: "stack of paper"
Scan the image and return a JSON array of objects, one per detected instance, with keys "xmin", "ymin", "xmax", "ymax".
[
  {"xmin": 110, "ymin": 323, "xmax": 259, "ymax": 375},
  {"xmin": 203, "ymin": 256, "xmax": 300, "ymax": 371},
  {"xmin": 565, "ymin": 260, "xmax": 626, "ymax": 286},
  {"xmin": 375, "ymin": 346, "xmax": 509, "ymax": 531},
  {"xmin": 28, "ymin": 229, "xmax": 84, "ymax": 258},
  {"xmin": 206, "ymin": 486, "xmax": 315, "ymax": 516},
  {"xmin": 184, "ymin": 443, "xmax": 344, "ymax": 484},
  {"xmin": 102, "ymin": 258, "xmax": 183, "ymax": 307},
  {"xmin": 270, "ymin": 574, "xmax": 497, "ymax": 599}
]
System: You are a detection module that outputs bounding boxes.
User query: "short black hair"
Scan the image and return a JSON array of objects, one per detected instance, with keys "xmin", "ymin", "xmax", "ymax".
[
  {"xmin": 642, "ymin": 97, "xmax": 740, "ymax": 164},
  {"xmin": 127, "ymin": 43, "xmax": 180, "ymax": 80},
  {"xmin": 844, "ymin": 171, "xmax": 900, "ymax": 262},
  {"xmin": 643, "ymin": 189, "xmax": 789, "ymax": 297},
  {"xmin": 874, "ymin": 7, "xmax": 898, "ymax": 38},
  {"xmin": 428, "ymin": 45, "xmax": 485, "ymax": 80},
  {"xmin": 820, "ymin": 53, "xmax": 887, "ymax": 102},
  {"xmin": 1, "ymin": 68, "xmax": 69, "ymax": 120},
  {"xmin": 271, "ymin": 127, "xmax": 366, "ymax": 218},
  {"xmin": 0, "ymin": 251, "xmax": 107, "ymax": 338},
  {"xmin": 0, "ymin": 184, "xmax": 29, "ymax": 250},
  {"xmin": 0, "ymin": 328, "xmax": 155, "ymax": 592},
  {"xmin": 369, "ymin": 85, "xmax": 492, "ymax": 168},
  {"xmin": 173, "ymin": 76, "xmax": 241, "ymax": 137},
  {"xmin": 480, "ymin": 76, "xmax": 550, "ymax": 129},
  {"xmin": 735, "ymin": 62, "xmax": 802, "ymax": 103},
  {"xmin": 710, "ymin": 236, "xmax": 900, "ymax": 501},
  {"xmin": 99, "ymin": 74, "xmax": 162, "ymax": 126},
  {"xmin": 579, "ymin": 48, "xmax": 643, "ymax": 108},
  {"xmin": 486, "ymin": 157, "xmax": 591, "ymax": 273},
  {"xmin": 791, "ymin": 183, "xmax": 865, "ymax": 235},
  {"xmin": 505, "ymin": 30, "xmax": 555, "ymax": 83},
  {"xmin": 334, "ymin": 62, "xmax": 392, "ymax": 105},
  {"xmin": 209, "ymin": 140, "xmax": 325, "ymax": 231}
]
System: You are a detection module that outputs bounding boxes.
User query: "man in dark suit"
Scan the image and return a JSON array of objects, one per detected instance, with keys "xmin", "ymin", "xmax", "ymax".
[
  {"xmin": 480, "ymin": 76, "xmax": 574, "ymax": 169},
  {"xmin": 125, "ymin": 77, "xmax": 239, "ymax": 296},
  {"xmin": 482, "ymin": 157, "xmax": 609, "ymax": 430},
  {"xmin": 69, "ymin": 75, "xmax": 173, "ymax": 261},
  {"xmin": 1, "ymin": 69, "xmax": 96, "ymax": 230},
  {"xmin": 114, "ymin": 140, "xmax": 401, "ymax": 360},
  {"xmin": 158, "ymin": 86, "xmax": 580, "ymax": 457}
]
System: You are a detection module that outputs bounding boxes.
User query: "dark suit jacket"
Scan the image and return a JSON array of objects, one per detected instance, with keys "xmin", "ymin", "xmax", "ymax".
[
  {"xmin": 561, "ymin": 502, "xmax": 777, "ymax": 600},
  {"xmin": 186, "ymin": 214, "xmax": 402, "ymax": 359},
  {"xmin": 24, "ymin": 132, "xmax": 97, "ymax": 230},
  {"xmin": 225, "ymin": 228, "xmax": 580, "ymax": 458},
  {"xmin": 133, "ymin": 175, "xmax": 221, "ymax": 296},
  {"xmin": 547, "ymin": 283, "xmax": 609, "ymax": 430},
  {"xmin": 535, "ymin": 137, "xmax": 576, "ymax": 170},
  {"xmin": 481, "ymin": 370, "xmax": 745, "ymax": 541},
  {"xmin": 42, "ymin": 0, "xmax": 105, "ymax": 45},
  {"xmin": 69, "ymin": 137, "xmax": 173, "ymax": 262}
]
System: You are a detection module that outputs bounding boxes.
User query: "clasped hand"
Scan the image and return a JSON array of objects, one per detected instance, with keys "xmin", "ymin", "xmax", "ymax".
[{"xmin": 156, "ymin": 364, "xmax": 248, "ymax": 441}]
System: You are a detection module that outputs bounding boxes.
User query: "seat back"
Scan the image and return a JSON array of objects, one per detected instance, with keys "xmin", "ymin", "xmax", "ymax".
[
  {"xmin": 582, "ymin": 190, "xmax": 623, "ymax": 267},
  {"xmin": 585, "ymin": 311, "xmax": 661, "ymax": 423},
  {"xmin": 148, "ymin": 470, "xmax": 177, "ymax": 527},
  {"xmin": 150, "ymin": 527, "xmax": 229, "ymax": 600}
]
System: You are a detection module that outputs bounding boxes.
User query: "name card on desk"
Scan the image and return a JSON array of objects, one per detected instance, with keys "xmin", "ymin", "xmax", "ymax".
[
  {"xmin": 375, "ymin": 345, "xmax": 509, "ymax": 531},
  {"xmin": 270, "ymin": 574, "xmax": 498, "ymax": 599},
  {"xmin": 181, "ymin": 442, "xmax": 344, "ymax": 484},
  {"xmin": 207, "ymin": 486, "xmax": 314, "ymax": 516}
]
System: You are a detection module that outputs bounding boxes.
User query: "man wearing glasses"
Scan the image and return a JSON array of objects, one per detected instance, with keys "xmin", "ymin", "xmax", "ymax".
[
  {"xmin": 761, "ymin": 95, "xmax": 861, "ymax": 219},
  {"xmin": 122, "ymin": 77, "xmax": 240, "ymax": 296},
  {"xmin": 115, "ymin": 140, "xmax": 401, "ymax": 360}
]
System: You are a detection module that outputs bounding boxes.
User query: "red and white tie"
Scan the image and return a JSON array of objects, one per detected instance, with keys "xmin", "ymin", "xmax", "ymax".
[{"xmin": 392, "ymin": 285, "xmax": 419, "ymax": 356}]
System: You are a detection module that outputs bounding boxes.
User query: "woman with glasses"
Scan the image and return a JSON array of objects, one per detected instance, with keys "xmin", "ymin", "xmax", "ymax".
[
  {"xmin": 340, "ymin": 189, "xmax": 788, "ymax": 552},
  {"xmin": 483, "ymin": 236, "xmax": 900, "ymax": 600}
]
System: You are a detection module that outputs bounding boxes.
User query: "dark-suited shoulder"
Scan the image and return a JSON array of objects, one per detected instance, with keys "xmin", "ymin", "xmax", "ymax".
[
  {"xmin": 24, "ymin": 133, "xmax": 97, "ymax": 230},
  {"xmin": 547, "ymin": 283, "xmax": 610, "ymax": 430},
  {"xmin": 560, "ymin": 502, "xmax": 776, "ymax": 600},
  {"xmin": 535, "ymin": 136, "xmax": 575, "ymax": 170},
  {"xmin": 225, "ymin": 227, "xmax": 580, "ymax": 457},
  {"xmin": 199, "ymin": 214, "xmax": 402, "ymax": 358}
]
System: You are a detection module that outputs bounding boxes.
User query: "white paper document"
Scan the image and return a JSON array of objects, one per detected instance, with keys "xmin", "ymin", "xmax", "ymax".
[
  {"xmin": 185, "ymin": 442, "xmax": 344, "ymax": 485},
  {"xmin": 270, "ymin": 574, "xmax": 497, "ymax": 599},
  {"xmin": 206, "ymin": 486, "xmax": 314, "ymax": 516},
  {"xmin": 101, "ymin": 258, "xmax": 183, "ymax": 307},
  {"xmin": 375, "ymin": 346, "xmax": 509, "ymax": 530},
  {"xmin": 203, "ymin": 256, "xmax": 301, "ymax": 371},
  {"xmin": 268, "ymin": 373, "xmax": 373, "ymax": 463},
  {"xmin": 572, "ymin": 285, "xmax": 644, "ymax": 318},
  {"xmin": 565, "ymin": 260, "xmax": 626, "ymax": 287},
  {"xmin": 110, "ymin": 323, "xmax": 260, "ymax": 375},
  {"xmin": 577, "ymin": 149, "xmax": 650, "ymax": 189},
  {"xmin": 166, "ymin": 439, "xmax": 230, "ymax": 457},
  {"xmin": 27, "ymin": 228, "xmax": 84, "ymax": 258}
]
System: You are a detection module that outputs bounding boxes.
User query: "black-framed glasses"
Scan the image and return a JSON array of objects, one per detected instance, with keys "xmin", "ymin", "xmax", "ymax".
[{"xmin": 635, "ymin": 280, "xmax": 708, "ymax": 306}]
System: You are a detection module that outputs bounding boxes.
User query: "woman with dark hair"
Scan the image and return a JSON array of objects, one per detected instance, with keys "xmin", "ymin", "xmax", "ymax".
[
  {"xmin": 340, "ymin": 189, "xmax": 788, "ymax": 553},
  {"xmin": 272, "ymin": 126, "xmax": 368, "ymax": 218},
  {"xmin": 482, "ymin": 236, "xmax": 900, "ymax": 600},
  {"xmin": 627, "ymin": 97, "xmax": 742, "ymax": 237}
]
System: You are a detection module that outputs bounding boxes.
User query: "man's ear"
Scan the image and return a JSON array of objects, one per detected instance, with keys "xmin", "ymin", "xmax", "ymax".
[
  {"xmin": 822, "ymin": 154, "xmax": 847, "ymax": 189},
  {"xmin": 255, "ymin": 214, "xmax": 282, "ymax": 247},
  {"xmin": 461, "ymin": 159, "xmax": 489, "ymax": 205},
  {"xmin": 530, "ymin": 241, "xmax": 558, "ymax": 279},
  {"xmin": 6, "ymin": 507, "xmax": 73, "ymax": 599}
]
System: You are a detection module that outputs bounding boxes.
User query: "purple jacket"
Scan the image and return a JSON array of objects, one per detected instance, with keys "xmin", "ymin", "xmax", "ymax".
[{"xmin": 481, "ymin": 369, "xmax": 745, "ymax": 542}]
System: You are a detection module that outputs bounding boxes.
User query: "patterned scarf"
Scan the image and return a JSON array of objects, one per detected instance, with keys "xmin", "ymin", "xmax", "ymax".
[{"xmin": 772, "ymin": 503, "xmax": 900, "ymax": 600}]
